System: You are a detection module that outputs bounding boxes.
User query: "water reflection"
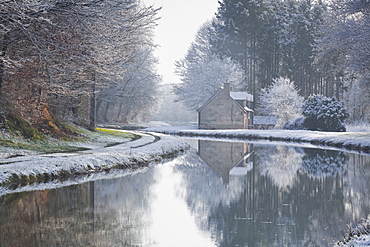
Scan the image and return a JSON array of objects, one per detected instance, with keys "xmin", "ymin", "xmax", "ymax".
[
  {"xmin": 197, "ymin": 140, "xmax": 253, "ymax": 184},
  {"xmin": 301, "ymin": 148, "xmax": 348, "ymax": 177},
  {"xmin": 0, "ymin": 140, "xmax": 369, "ymax": 247}
]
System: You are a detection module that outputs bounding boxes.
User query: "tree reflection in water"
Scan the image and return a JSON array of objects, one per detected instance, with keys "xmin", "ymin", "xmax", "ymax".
[
  {"xmin": 179, "ymin": 141, "xmax": 370, "ymax": 247},
  {"xmin": 0, "ymin": 169, "xmax": 157, "ymax": 247},
  {"xmin": 0, "ymin": 140, "xmax": 369, "ymax": 247}
]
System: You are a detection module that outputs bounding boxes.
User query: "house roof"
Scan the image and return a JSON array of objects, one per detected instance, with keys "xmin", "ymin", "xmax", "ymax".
[
  {"xmin": 197, "ymin": 86, "xmax": 253, "ymax": 112},
  {"xmin": 196, "ymin": 88, "xmax": 223, "ymax": 112},
  {"xmin": 253, "ymin": 116, "xmax": 278, "ymax": 125}
]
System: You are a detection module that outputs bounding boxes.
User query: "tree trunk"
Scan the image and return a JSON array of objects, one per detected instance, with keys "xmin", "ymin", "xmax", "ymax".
[
  {"xmin": 0, "ymin": 32, "xmax": 9, "ymax": 98},
  {"xmin": 89, "ymin": 83, "xmax": 96, "ymax": 131}
]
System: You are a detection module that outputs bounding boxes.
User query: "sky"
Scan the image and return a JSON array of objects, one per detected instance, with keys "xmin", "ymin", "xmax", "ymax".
[{"xmin": 142, "ymin": 0, "xmax": 219, "ymax": 85}]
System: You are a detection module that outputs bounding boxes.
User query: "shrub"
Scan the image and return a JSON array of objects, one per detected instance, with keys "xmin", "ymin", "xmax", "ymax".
[
  {"xmin": 302, "ymin": 95, "xmax": 349, "ymax": 132},
  {"xmin": 284, "ymin": 117, "xmax": 306, "ymax": 130}
]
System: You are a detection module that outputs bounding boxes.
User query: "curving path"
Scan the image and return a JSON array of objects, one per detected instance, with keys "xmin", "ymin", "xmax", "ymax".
[{"xmin": 0, "ymin": 131, "xmax": 188, "ymax": 188}]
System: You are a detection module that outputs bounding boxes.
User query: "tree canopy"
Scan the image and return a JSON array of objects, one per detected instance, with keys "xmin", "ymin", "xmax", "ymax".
[{"xmin": 174, "ymin": 20, "xmax": 245, "ymax": 111}]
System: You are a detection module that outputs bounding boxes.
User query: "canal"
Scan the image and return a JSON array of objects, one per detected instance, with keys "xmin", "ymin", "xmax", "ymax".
[{"xmin": 0, "ymin": 138, "xmax": 369, "ymax": 246}]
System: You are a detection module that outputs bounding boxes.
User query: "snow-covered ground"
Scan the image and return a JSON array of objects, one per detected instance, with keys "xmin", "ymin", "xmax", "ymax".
[
  {"xmin": 144, "ymin": 126, "xmax": 370, "ymax": 154},
  {"xmin": 0, "ymin": 131, "xmax": 188, "ymax": 194}
]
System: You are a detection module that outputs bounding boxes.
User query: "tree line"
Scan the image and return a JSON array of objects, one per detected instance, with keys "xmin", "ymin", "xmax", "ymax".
[
  {"xmin": 0, "ymin": 0, "xmax": 160, "ymax": 136},
  {"xmin": 175, "ymin": 0, "xmax": 370, "ymax": 124}
]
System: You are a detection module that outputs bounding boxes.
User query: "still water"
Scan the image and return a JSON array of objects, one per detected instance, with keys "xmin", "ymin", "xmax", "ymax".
[{"xmin": 1, "ymin": 139, "xmax": 370, "ymax": 247}]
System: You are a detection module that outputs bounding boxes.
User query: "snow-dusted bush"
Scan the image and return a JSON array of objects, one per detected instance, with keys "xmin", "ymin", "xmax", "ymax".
[
  {"xmin": 258, "ymin": 77, "xmax": 303, "ymax": 128},
  {"xmin": 284, "ymin": 117, "xmax": 306, "ymax": 130},
  {"xmin": 302, "ymin": 95, "xmax": 349, "ymax": 132},
  {"xmin": 346, "ymin": 122, "xmax": 370, "ymax": 132}
]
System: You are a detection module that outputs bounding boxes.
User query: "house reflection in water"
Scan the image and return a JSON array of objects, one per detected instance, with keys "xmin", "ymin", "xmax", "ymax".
[{"xmin": 197, "ymin": 140, "xmax": 254, "ymax": 184}]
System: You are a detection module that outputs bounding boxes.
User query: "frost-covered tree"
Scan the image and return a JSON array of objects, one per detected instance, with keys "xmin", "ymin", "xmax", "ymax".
[
  {"xmin": 0, "ymin": 0, "xmax": 160, "ymax": 129},
  {"xmin": 214, "ymin": 0, "xmax": 326, "ymax": 99},
  {"xmin": 343, "ymin": 76, "xmax": 370, "ymax": 123},
  {"xmin": 302, "ymin": 95, "xmax": 349, "ymax": 132},
  {"xmin": 316, "ymin": 0, "xmax": 370, "ymax": 120},
  {"xmin": 174, "ymin": 21, "xmax": 244, "ymax": 111},
  {"xmin": 96, "ymin": 44, "xmax": 161, "ymax": 124},
  {"xmin": 257, "ymin": 77, "xmax": 303, "ymax": 128}
]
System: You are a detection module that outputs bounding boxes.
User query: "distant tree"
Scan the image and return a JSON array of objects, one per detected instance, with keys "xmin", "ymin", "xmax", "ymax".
[
  {"xmin": 340, "ymin": 0, "xmax": 370, "ymax": 123},
  {"xmin": 343, "ymin": 76, "xmax": 370, "ymax": 123},
  {"xmin": 174, "ymin": 21, "xmax": 245, "ymax": 111},
  {"xmin": 302, "ymin": 95, "xmax": 349, "ymax": 132},
  {"xmin": 96, "ymin": 44, "xmax": 161, "ymax": 124},
  {"xmin": 214, "ymin": 0, "xmax": 266, "ymax": 99},
  {"xmin": 315, "ymin": 0, "xmax": 370, "ymax": 122},
  {"xmin": 257, "ymin": 77, "xmax": 303, "ymax": 128},
  {"xmin": 213, "ymin": 0, "xmax": 326, "ymax": 100}
]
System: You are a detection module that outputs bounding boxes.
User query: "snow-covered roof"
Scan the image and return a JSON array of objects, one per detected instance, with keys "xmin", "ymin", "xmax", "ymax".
[
  {"xmin": 230, "ymin": 92, "xmax": 254, "ymax": 102},
  {"xmin": 253, "ymin": 116, "xmax": 277, "ymax": 125},
  {"xmin": 244, "ymin": 106, "xmax": 254, "ymax": 112},
  {"xmin": 197, "ymin": 85, "xmax": 253, "ymax": 112}
]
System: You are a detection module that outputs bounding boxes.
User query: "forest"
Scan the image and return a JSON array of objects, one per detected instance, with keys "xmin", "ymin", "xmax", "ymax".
[
  {"xmin": 174, "ymin": 0, "xmax": 370, "ymax": 125},
  {"xmin": 0, "ymin": 0, "xmax": 160, "ymax": 137},
  {"xmin": 0, "ymin": 0, "xmax": 369, "ymax": 138}
]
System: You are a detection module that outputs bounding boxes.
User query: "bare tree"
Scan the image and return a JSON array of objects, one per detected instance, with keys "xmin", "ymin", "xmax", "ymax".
[
  {"xmin": 0, "ymin": 0, "xmax": 160, "ymax": 129},
  {"xmin": 96, "ymin": 44, "xmax": 161, "ymax": 124}
]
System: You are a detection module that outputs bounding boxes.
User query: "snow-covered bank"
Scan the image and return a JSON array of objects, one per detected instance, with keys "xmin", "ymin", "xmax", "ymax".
[
  {"xmin": 337, "ymin": 218, "xmax": 370, "ymax": 247},
  {"xmin": 0, "ymin": 131, "xmax": 188, "ymax": 188},
  {"xmin": 144, "ymin": 126, "xmax": 370, "ymax": 153}
]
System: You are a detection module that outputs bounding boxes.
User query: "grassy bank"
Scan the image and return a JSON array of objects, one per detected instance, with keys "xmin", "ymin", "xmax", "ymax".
[{"xmin": 0, "ymin": 124, "xmax": 138, "ymax": 157}]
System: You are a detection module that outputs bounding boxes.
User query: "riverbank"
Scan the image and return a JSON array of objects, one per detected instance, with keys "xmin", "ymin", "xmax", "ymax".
[
  {"xmin": 144, "ymin": 126, "xmax": 370, "ymax": 154},
  {"xmin": 0, "ymin": 130, "xmax": 188, "ymax": 189}
]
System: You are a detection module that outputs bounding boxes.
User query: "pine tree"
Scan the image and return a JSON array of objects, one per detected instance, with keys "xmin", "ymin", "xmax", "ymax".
[{"xmin": 214, "ymin": 0, "xmax": 267, "ymax": 101}]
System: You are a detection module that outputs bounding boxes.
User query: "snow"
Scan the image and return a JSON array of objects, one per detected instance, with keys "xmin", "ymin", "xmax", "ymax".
[
  {"xmin": 337, "ymin": 218, "xmax": 370, "ymax": 247},
  {"xmin": 0, "ymin": 131, "xmax": 189, "ymax": 194},
  {"xmin": 144, "ymin": 126, "xmax": 370, "ymax": 154},
  {"xmin": 230, "ymin": 91, "xmax": 253, "ymax": 101},
  {"xmin": 344, "ymin": 235, "xmax": 370, "ymax": 247}
]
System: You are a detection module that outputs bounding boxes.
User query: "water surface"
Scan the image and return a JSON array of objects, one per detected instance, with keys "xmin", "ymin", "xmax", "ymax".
[{"xmin": 0, "ymin": 139, "xmax": 369, "ymax": 246}]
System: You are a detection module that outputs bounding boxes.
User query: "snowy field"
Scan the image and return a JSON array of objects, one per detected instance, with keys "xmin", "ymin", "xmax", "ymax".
[{"xmin": 144, "ymin": 126, "xmax": 370, "ymax": 154}]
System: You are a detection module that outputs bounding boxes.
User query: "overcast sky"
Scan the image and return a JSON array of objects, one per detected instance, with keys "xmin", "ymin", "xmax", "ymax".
[{"xmin": 142, "ymin": 0, "xmax": 219, "ymax": 85}]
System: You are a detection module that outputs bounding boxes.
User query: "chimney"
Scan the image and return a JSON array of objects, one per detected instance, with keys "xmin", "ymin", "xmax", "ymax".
[{"xmin": 224, "ymin": 80, "xmax": 231, "ymax": 95}]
